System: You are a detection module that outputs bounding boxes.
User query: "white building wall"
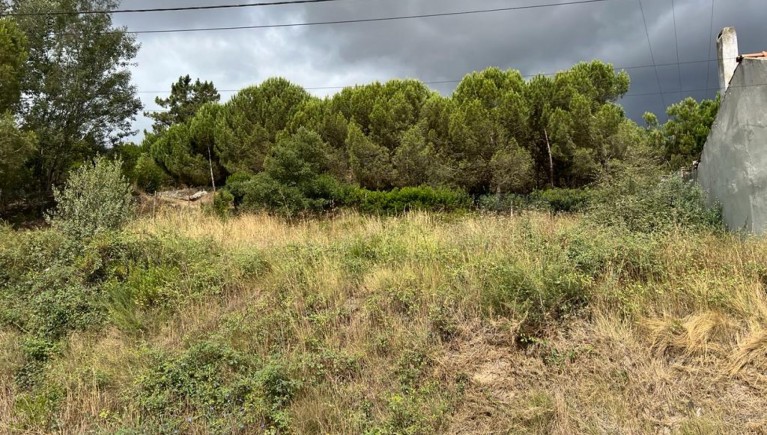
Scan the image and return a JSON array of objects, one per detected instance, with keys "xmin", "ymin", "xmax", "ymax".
[{"xmin": 698, "ymin": 59, "xmax": 767, "ymax": 233}]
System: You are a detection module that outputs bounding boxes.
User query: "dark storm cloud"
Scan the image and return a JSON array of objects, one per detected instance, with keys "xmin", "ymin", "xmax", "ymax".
[{"xmin": 113, "ymin": 0, "xmax": 767, "ymax": 138}]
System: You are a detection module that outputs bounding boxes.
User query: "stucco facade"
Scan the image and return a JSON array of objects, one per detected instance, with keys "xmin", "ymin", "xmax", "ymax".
[{"xmin": 697, "ymin": 57, "xmax": 767, "ymax": 233}]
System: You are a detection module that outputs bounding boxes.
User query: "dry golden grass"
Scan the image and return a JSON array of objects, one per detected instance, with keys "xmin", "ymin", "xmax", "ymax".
[{"xmin": 4, "ymin": 208, "xmax": 767, "ymax": 433}]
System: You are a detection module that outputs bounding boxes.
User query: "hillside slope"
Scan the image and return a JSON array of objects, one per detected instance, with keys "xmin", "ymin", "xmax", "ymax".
[{"xmin": 2, "ymin": 211, "xmax": 766, "ymax": 433}]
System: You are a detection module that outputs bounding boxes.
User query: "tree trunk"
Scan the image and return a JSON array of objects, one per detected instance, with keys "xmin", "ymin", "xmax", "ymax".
[
  {"xmin": 544, "ymin": 128, "xmax": 554, "ymax": 188},
  {"xmin": 207, "ymin": 145, "xmax": 216, "ymax": 193}
]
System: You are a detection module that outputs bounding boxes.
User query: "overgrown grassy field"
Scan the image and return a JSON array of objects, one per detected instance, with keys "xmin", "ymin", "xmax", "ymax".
[{"xmin": 2, "ymin": 206, "xmax": 767, "ymax": 434}]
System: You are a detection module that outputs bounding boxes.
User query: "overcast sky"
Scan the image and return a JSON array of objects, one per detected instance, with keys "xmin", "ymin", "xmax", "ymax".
[{"xmin": 112, "ymin": 0, "xmax": 767, "ymax": 139}]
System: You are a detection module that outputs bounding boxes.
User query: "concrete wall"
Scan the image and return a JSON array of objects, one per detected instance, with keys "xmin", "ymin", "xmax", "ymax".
[
  {"xmin": 718, "ymin": 28, "xmax": 739, "ymax": 93},
  {"xmin": 698, "ymin": 58, "xmax": 767, "ymax": 233}
]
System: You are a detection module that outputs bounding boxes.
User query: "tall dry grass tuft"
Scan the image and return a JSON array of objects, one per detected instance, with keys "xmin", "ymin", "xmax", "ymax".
[
  {"xmin": 644, "ymin": 312, "xmax": 736, "ymax": 358},
  {"xmin": 729, "ymin": 328, "xmax": 767, "ymax": 376}
]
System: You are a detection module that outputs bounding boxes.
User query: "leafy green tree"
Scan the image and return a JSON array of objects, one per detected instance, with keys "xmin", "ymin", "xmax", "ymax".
[
  {"xmin": 237, "ymin": 128, "xmax": 342, "ymax": 216},
  {"xmin": 0, "ymin": 19, "xmax": 34, "ymax": 209},
  {"xmin": 330, "ymin": 82, "xmax": 383, "ymax": 135},
  {"xmin": 653, "ymin": 96, "xmax": 720, "ymax": 168},
  {"xmin": 452, "ymin": 67, "xmax": 526, "ymax": 108},
  {"xmin": 149, "ymin": 124, "xmax": 212, "ymax": 186},
  {"xmin": 109, "ymin": 142, "xmax": 142, "ymax": 177},
  {"xmin": 0, "ymin": 113, "xmax": 36, "ymax": 207},
  {"xmin": 368, "ymin": 79, "xmax": 431, "ymax": 150},
  {"xmin": 438, "ymin": 68, "xmax": 531, "ymax": 193},
  {"xmin": 215, "ymin": 78, "xmax": 309, "ymax": 174},
  {"xmin": 523, "ymin": 61, "xmax": 631, "ymax": 188},
  {"xmin": 286, "ymin": 98, "xmax": 348, "ymax": 178},
  {"xmin": 0, "ymin": 18, "xmax": 27, "ymax": 113},
  {"xmin": 346, "ymin": 122, "xmax": 393, "ymax": 190},
  {"xmin": 133, "ymin": 153, "xmax": 172, "ymax": 192},
  {"xmin": 11, "ymin": 0, "xmax": 142, "ymax": 194},
  {"xmin": 189, "ymin": 102, "xmax": 224, "ymax": 188},
  {"xmin": 490, "ymin": 141, "xmax": 534, "ymax": 194},
  {"xmin": 447, "ymin": 98, "xmax": 504, "ymax": 192},
  {"xmin": 264, "ymin": 128, "xmax": 333, "ymax": 187},
  {"xmin": 392, "ymin": 123, "xmax": 434, "ymax": 187},
  {"xmin": 417, "ymin": 95, "xmax": 454, "ymax": 184},
  {"xmin": 110, "ymin": 142, "xmax": 174, "ymax": 192},
  {"xmin": 215, "ymin": 115, "xmax": 270, "ymax": 175},
  {"xmin": 142, "ymin": 102, "xmax": 225, "ymax": 187},
  {"xmin": 523, "ymin": 74, "xmax": 556, "ymax": 187},
  {"xmin": 147, "ymin": 75, "xmax": 220, "ymax": 133}
]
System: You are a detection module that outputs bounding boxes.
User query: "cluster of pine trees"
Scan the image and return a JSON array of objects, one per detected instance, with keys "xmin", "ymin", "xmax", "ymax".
[{"xmin": 127, "ymin": 62, "xmax": 646, "ymax": 211}]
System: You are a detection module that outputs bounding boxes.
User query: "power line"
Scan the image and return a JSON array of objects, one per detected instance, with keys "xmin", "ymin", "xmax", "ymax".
[
  {"xmin": 705, "ymin": 0, "xmax": 716, "ymax": 92},
  {"xmin": 637, "ymin": 0, "xmax": 666, "ymax": 108},
  {"xmin": 136, "ymin": 57, "xmax": 732, "ymax": 95},
  {"xmin": 117, "ymin": 0, "xmax": 614, "ymax": 35},
  {"xmin": 2, "ymin": 0, "xmax": 351, "ymax": 16},
  {"xmin": 671, "ymin": 0, "xmax": 682, "ymax": 100},
  {"xmin": 622, "ymin": 81, "xmax": 765, "ymax": 98}
]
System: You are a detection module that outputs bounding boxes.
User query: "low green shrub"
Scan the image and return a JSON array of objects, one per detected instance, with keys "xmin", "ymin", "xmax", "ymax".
[
  {"xmin": 530, "ymin": 188, "xmax": 593, "ymax": 213},
  {"xmin": 477, "ymin": 188, "xmax": 591, "ymax": 214},
  {"xmin": 231, "ymin": 173, "xmax": 343, "ymax": 218},
  {"xmin": 224, "ymin": 171, "xmax": 254, "ymax": 204},
  {"xmin": 225, "ymin": 172, "xmax": 471, "ymax": 217},
  {"xmin": 380, "ymin": 382, "xmax": 453, "ymax": 434},
  {"xmin": 47, "ymin": 156, "xmax": 134, "ymax": 241},
  {"xmin": 13, "ymin": 384, "xmax": 64, "ymax": 430},
  {"xmin": 476, "ymin": 193, "xmax": 528, "ymax": 213},
  {"xmin": 479, "ymin": 259, "xmax": 590, "ymax": 337},
  {"xmin": 342, "ymin": 185, "xmax": 471, "ymax": 214},
  {"xmin": 137, "ymin": 341, "xmax": 300, "ymax": 432},
  {"xmin": 240, "ymin": 173, "xmax": 313, "ymax": 217},
  {"xmin": 0, "ymin": 227, "xmax": 231, "ymax": 390},
  {"xmin": 206, "ymin": 189, "xmax": 234, "ymax": 218},
  {"xmin": 300, "ymin": 348, "xmax": 361, "ymax": 385},
  {"xmin": 564, "ymin": 226, "xmax": 665, "ymax": 282},
  {"xmin": 589, "ymin": 176, "xmax": 722, "ymax": 233}
]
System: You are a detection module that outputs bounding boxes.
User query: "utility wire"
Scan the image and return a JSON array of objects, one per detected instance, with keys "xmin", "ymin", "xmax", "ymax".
[
  {"xmin": 622, "ymin": 81, "xmax": 767, "ymax": 98},
  {"xmin": 1, "ymin": 0, "xmax": 352, "ymax": 16},
  {"xmin": 637, "ymin": 0, "xmax": 666, "ymax": 107},
  {"xmin": 135, "ymin": 57, "xmax": 732, "ymax": 95},
  {"xmin": 705, "ymin": 0, "xmax": 716, "ymax": 92},
  {"xmin": 113, "ymin": 0, "xmax": 615, "ymax": 35},
  {"xmin": 671, "ymin": 0, "xmax": 682, "ymax": 100}
]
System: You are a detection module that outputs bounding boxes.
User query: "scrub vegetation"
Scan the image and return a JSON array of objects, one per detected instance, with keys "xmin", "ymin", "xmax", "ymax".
[
  {"xmin": 1, "ymin": 1, "xmax": 758, "ymax": 434},
  {"xmin": 4, "ymin": 159, "xmax": 767, "ymax": 434}
]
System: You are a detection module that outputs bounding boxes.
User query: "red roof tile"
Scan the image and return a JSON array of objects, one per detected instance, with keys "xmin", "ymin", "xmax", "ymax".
[{"xmin": 741, "ymin": 51, "xmax": 767, "ymax": 60}]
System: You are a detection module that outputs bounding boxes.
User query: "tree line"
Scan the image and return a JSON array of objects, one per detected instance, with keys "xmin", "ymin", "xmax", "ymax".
[
  {"xmin": 136, "ymin": 63, "xmax": 635, "ymax": 195},
  {"xmin": 0, "ymin": 0, "xmax": 721, "ymax": 220}
]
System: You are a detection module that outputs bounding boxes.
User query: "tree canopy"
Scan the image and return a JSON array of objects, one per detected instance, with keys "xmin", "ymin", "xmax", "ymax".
[
  {"xmin": 11, "ymin": 0, "xmax": 142, "ymax": 194},
  {"xmin": 644, "ymin": 95, "xmax": 720, "ymax": 168},
  {"xmin": 130, "ymin": 61, "xmax": 649, "ymax": 202},
  {"xmin": 0, "ymin": 18, "xmax": 27, "ymax": 113},
  {"xmin": 147, "ymin": 75, "xmax": 220, "ymax": 133}
]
